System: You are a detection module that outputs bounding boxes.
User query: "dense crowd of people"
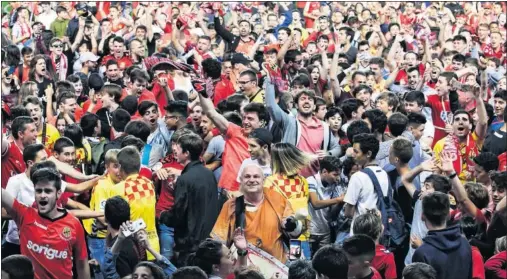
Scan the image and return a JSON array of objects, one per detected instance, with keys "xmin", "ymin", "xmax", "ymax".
[{"xmin": 1, "ymin": 1, "xmax": 507, "ymax": 279}]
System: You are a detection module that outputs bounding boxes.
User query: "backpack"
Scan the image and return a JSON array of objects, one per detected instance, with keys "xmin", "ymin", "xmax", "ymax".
[{"xmin": 361, "ymin": 168, "xmax": 408, "ymax": 250}]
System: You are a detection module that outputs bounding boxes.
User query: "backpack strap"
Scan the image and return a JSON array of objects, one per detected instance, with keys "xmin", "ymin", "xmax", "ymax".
[
  {"xmin": 142, "ymin": 144, "xmax": 152, "ymax": 166},
  {"xmin": 361, "ymin": 168, "xmax": 391, "ymax": 224},
  {"xmin": 18, "ymin": 64, "xmax": 23, "ymax": 81}
]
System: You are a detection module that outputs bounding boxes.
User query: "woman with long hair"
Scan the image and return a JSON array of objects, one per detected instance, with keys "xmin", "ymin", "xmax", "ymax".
[
  {"xmin": 28, "ymin": 54, "xmax": 55, "ymax": 100},
  {"xmin": 17, "ymin": 81, "xmax": 38, "ymax": 105},
  {"xmin": 4, "ymin": 45, "xmax": 21, "ymax": 68},
  {"xmin": 64, "ymin": 124, "xmax": 92, "ymax": 175},
  {"xmin": 265, "ymin": 143, "xmax": 312, "ymax": 259}
]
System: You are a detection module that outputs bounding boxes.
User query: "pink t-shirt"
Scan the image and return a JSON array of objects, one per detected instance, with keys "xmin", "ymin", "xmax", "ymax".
[{"xmin": 297, "ymin": 116, "xmax": 324, "ymax": 177}]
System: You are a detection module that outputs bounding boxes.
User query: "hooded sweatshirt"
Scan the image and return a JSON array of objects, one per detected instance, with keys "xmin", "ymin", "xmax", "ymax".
[{"xmin": 412, "ymin": 225, "xmax": 473, "ymax": 279}]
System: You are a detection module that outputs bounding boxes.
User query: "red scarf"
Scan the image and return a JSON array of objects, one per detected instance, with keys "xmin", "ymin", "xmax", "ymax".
[
  {"xmin": 444, "ymin": 134, "xmax": 479, "ymax": 180},
  {"xmin": 51, "ymin": 52, "xmax": 68, "ymax": 81}
]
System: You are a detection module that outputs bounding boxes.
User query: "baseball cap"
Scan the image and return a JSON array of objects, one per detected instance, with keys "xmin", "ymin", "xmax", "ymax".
[
  {"xmin": 80, "ymin": 52, "xmax": 99, "ymax": 63},
  {"xmin": 231, "ymin": 53, "xmax": 251, "ymax": 66},
  {"xmin": 249, "ymin": 128, "xmax": 273, "ymax": 147}
]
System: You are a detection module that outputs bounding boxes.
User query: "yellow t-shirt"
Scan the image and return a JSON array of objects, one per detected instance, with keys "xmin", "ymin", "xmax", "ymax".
[
  {"xmin": 110, "ymin": 173, "xmax": 160, "ymax": 260},
  {"xmin": 37, "ymin": 123, "xmax": 60, "ymax": 152},
  {"xmin": 264, "ymin": 174, "xmax": 310, "ymax": 241},
  {"xmin": 249, "ymin": 89, "xmax": 265, "ymax": 104},
  {"xmin": 83, "ymin": 175, "xmax": 116, "ymax": 238},
  {"xmin": 433, "ymin": 132, "xmax": 483, "ymax": 182}
]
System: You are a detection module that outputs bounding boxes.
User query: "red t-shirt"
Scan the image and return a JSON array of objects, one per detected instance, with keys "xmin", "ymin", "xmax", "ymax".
[
  {"xmin": 371, "ymin": 244, "xmax": 397, "ymax": 279},
  {"xmin": 220, "ymin": 123, "xmax": 249, "ymax": 192},
  {"xmin": 140, "ymin": 166, "xmax": 152, "ymax": 180},
  {"xmin": 11, "ymin": 199, "xmax": 88, "ymax": 279},
  {"xmin": 213, "ymin": 76, "xmax": 236, "ymax": 107},
  {"xmin": 498, "ymin": 152, "xmax": 507, "ymax": 171},
  {"xmin": 472, "ymin": 246, "xmax": 486, "ymax": 279},
  {"xmin": 426, "ymin": 94, "xmax": 452, "ymax": 147},
  {"xmin": 395, "ymin": 63, "xmax": 425, "ymax": 85},
  {"xmin": 152, "ymin": 78, "xmax": 175, "ymax": 111},
  {"xmin": 155, "ymin": 154, "xmax": 184, "ymax": 218},
  {"xmin": 101, "ymin": 55, "xmax": 133, "ymax": 70},
  {"xmin": 1, "ymin": 142, "xmax": 26, "ymax": 189}
]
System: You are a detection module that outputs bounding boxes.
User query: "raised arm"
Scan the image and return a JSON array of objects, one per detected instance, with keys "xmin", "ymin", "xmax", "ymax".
[
  {"xmin": 1, "ymin": 188, "xmax": 15, "ymax": 213},
  {"xmin": 214, "ymin": 12, "xmax": 235, "ymax": 43},
  {"xmin": 65, "ymin": 175, "xmax": 102, "ymax": 193},
  {"xmin": 330, "ymin": 48, "xmax": 342, "ymax": 99},
  {"xmin": 198, "ymin": 90, "xmax": 230, "ymax": 134},
  {"xmin": 473, "ymin": 83, "xmax": 488, "ymax": 139},
  {"xmin": 401, "ymin": 158, "xmax": 438, "ymax": 198},
  {"xmin": 277, "ymin": 33, "xmax": 294, "ymax": 61},
  {"xmin": 440, "ymin": 151, "xmax": 478, "ymax": 218}
]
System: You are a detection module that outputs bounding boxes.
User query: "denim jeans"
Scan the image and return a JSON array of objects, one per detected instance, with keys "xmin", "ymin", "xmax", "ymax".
[
  {"xmin": 87, "ymin": 236, "xmax": 106, "ymax": 279},
  {"xmin": 158, "ymin": 223, "xmax": 175, "ymax": 260}
]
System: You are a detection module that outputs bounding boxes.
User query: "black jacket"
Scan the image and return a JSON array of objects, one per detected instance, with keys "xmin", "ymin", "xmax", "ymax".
[
  {"xmin": 166, "ymin": 161, "xmax": 219, "ymax": 256},
  {"xmin": 413, "ymin": 225, "xmax": 472, "ymax": 279}
]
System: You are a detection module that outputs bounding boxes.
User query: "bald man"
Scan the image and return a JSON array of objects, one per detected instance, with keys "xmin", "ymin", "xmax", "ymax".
[{"xmin": 212, "ymin": 164, "xmax": 302, "ymax": 262}]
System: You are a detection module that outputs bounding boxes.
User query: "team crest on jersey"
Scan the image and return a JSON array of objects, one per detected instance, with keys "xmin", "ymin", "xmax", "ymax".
[{"xmin": 61, "ymin": 226, "xmax": 72, "ymax": 241}]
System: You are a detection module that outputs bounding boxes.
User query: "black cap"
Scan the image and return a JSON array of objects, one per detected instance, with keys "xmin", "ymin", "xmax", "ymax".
[{"xmin": 249, "ymin": 128, "xmax": 273, "ymax": 147}]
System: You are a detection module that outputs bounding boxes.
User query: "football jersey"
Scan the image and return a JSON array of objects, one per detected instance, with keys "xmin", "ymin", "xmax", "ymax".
[
  {"xmin": 11, "ymin": 200, "xmax": 88, "ymax": 279},
  {"xmin": 83, "ymin": 175, "xmax": 116, "ymax": 238},
  {"xmin": 110, "ymin": 173, "xmax": 159, "ymax": 260},
  {"xmin": 1, "ymin": 141, "xmax": 26, "ymax": 189},
  {"xmin": 426, "ymin": 95, "xmax": 452, "ymax": 147}
]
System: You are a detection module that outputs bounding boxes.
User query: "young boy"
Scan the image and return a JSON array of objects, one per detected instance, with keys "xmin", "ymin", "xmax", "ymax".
[
  {"xmin": 412, "ymin": 192, "xmax": 473, "ymax": 279},
  {"xmin": 400, "ymin": 142, "xmax": 452, "ymax": 265},
  {"xmin": 375, "ymin": 92, "xmax": 399, "ymax": 119},
  {"xmin": 50, "ymin": 6, "xmax": 70, "ymax": 38},
  {"xmin": 342, "ymin": 234, "xmax": 382, "ymax": 279},
  {"xmin": 352, "ymin": 211, "xmax": 397, "ymax": 279},
  {"xmin": 489, "ymin": 90, "xmax": 506, "ymax": 132}
]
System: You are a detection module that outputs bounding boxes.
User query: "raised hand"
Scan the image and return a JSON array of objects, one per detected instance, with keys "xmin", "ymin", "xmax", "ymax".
[{"xmin": 233, "ymin": 227, "xmax": 248, "ymax": 251}]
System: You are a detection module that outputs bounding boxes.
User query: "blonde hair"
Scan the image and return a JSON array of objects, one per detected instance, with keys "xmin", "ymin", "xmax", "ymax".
[
  {"xmin": 104, "ymin": 149, "xmax": 120, "ymax": 165},
  {"xmin": 18, "ymin": 81, "xmax": 38, "ymax": 105},
  {"xmin": 271, "ymin": 143, "xmax": 312, "ymax": 176}
]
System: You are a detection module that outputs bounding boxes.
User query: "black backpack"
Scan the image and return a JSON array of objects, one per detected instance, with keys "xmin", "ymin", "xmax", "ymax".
[{"xmin": 361, "ymin": 168, "xmax": 408, "ymax": 251}]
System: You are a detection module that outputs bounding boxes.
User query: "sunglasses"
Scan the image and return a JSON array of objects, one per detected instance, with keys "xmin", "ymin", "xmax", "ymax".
[{"xmin": 52, "ymin": 44, "xmax": 63, "ymax": 48}]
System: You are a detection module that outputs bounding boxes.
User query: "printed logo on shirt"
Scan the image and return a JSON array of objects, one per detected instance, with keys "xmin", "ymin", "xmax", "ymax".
[
  {"xmin": 26, "ymin": 240, "xmax": 69, "ymax": 260},
  {"xmin": 34, "ymin": 221, "xmax": 48, "ymax": 230},
  {"xmin": 60, "ymin": 226, "xmax": 72, "ymax": 241},
  {"xmin": 440, "ymin": 111, "xmax": 453, "ymax": 124}
]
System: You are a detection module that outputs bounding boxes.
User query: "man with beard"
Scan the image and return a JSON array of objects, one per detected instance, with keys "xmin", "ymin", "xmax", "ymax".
[
  {"xmin": 45, "ymin": 92, "xmax": 78, "ymax": 127},
  {"xmin": 433, "ymin": 84, "xmax": 488, "ymax": 182},
  {"xmin": 198, "ymin": 84, "xmax": 269, "ymax": 196},
  {"xmin": 281, "ymin": 49, "xmax": 310, "ymax": 86},
  {"xmin": 307, "ymin": 156, "xmax": 346, "ymax": 252},
  {"xmin": 265, "ymin": 80, "xmax": 340, "ymax": 178},
  {"xmin": 202, "ymin": 58, "xmax": 235, "ymax": 106},
  {"xmin": 390, "ymin": 67, "xmax": 432, "ymax": 96},
  {"xmin": 213, "ymin": 8, "xmax": 254, "ymax": 56},
  {"xmin": 49, "ymin": 38, "xmax": 69, "ymax": 81},
  {"xmin": 1, "ymin": 168, "xmax": 90, "ymax": 279},
  {"xmin": 394, "ymin": 52, "xmax": 425, "ymax": 86},
  {"xmin": 77, "ymin": 52, "xmax": 99, "ymax": 78},
  {"xmin": 101, "ymin": 37, "xmax": 133, "ymax": 72},
  {"xmin": 23, "ymin": 97, "xmax": 60, "ymax": 152},
  {"xmin": 139, "ymin": 101, "xmax": 172, "ymax": 156}
]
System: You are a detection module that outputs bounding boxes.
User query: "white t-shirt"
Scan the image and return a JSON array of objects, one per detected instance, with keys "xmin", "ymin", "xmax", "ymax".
[
  {"xmin": 236, "ymin": 158, "xmax": 272, "ymax": 182},
  {"xmin": 343, "ymin": 165, "xmax": 390, "ymax": 218},
  {"xmin": 5, "ymin": 173, "xmax": 67, "ymax": 244}
]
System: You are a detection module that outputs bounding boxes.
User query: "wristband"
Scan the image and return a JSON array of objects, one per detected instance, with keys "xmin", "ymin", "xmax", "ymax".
[
  {"xmin": 237, "ymin": 249, "xmax": 248, "ymax": 257},
  {"xmin": 448, "ymin": 172, "xmax": 457, "ymax": 179}
]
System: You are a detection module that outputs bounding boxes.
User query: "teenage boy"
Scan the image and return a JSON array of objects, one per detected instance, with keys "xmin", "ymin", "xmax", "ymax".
[
  {"xmin": 23, "ymin": 96, "xmax": 60, "ymax": 151},
  {"xmin": 375, "ymin": 92, "xmax": 399, "ymax": 119},
  {"xmin": 342, "ymin": 234, "xmax": 382, "ymax": 279},
  {"xmin": 307, "ymin": 156, "xmax": 346, "ymax": 253},
  {"xmin": 343, "ymin": 134, "xmax": 389, "ymax": 220},
  {"xmin": 404, "ymin": 91, "xmax": 435, "ymax": 148},
  {"xmin": 352, "ymin": 211, "xmax": 397, "ymax": 279},
  {"xmin": 412, "ymin": 192, "xmax": 473, "ymax": 279},
  {"xmin": 312, "ymin": 244, "xmax": 349, "ymax": 279},
  {"xmin": 489, "ymin": 90, "xmax": 507, "ymax": 132}
]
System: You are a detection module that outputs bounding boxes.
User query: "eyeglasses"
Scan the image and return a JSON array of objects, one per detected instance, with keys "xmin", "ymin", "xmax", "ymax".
[
  {"xmin": 238, "ymin": 80, "xmax": 253, "ymax": 85},
  {"xmin": 52, "ymin": 44, "xmax": 63, "ymax": 48}
]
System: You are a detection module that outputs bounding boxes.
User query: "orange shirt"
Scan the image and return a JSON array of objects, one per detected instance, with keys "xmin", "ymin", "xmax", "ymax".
[{"xmin": 212, "ymin": 188, "xmax": 294, "ymax": 262}]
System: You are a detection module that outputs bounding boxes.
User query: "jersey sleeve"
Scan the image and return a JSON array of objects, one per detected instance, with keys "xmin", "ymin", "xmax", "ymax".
[
  {"xmin": 72, "ymin": 219, "xmax": 89, "ymax": 260},
  {"xmin": 11, "ymin": 199, "xmax": 30, "ymax": 228},
  {"xmin": 384, "ymin": 253, "xmax": 398, "ymax": 279}
]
